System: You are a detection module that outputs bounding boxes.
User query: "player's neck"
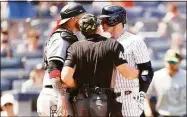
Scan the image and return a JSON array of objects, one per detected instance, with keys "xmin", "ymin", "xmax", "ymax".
[
  {"xmin": 112, "ymin": 24, "xmax": 125, "ymax": 39},
  {"xmin": 62, "ymin": 23, "xmax": 77, "ymax": 33},
  {"xmin": 6, "ymin": 110, "xmax": 15, "ymax": 117},
  {"xmin": 168, "ymin": 69, "xmax": 179, "ymax": 78}
]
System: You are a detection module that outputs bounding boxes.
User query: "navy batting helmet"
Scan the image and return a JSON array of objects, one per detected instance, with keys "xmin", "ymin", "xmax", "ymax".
[{"xmin": 99, "ymin": 5, "xmax": 127, "ymax": 27}]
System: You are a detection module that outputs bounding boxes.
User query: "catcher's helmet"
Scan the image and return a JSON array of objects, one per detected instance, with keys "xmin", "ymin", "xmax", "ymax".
[
  {"xmin": 99, "ymin": 5, "xmax": 127, "ymax": 27},
  {"xmin": 59, "ymin": 3, "xmax": 86, "ymax": 25}
]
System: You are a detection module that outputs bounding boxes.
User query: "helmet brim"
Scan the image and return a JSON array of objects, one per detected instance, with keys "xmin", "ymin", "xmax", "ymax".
[
  {"xmin": 58, "ymin": 18, "xmax": 71, "ymax": 25},
  {"xmin": 98, "ymin": 15, "xmax": 111, "ymax": 19}
]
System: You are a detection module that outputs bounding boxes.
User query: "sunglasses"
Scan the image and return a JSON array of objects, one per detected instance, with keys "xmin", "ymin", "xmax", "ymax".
[{"xmin": 167, "ymin": 61, "xmax": 178, "ymax": 65}]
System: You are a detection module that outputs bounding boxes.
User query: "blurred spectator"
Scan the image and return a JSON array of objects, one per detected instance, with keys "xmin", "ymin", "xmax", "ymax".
[
  {"xmin": 1, "ymin": 94, "xmax": 16, "ymax": 116},
  {"xmin": 72, "ymin": 1, "xmax": 94, "ymax": 14},
  {"xmin": 21, "ymin": 63, "xmax": 44, "ymax": 93},
  {"xmin": 170, "ymin": 32, "xmax": 186, "ymax": 57},
  {"xmin": 157, "ymin": 2, "xmax": 186, "ymax": 38},
  {"xmin": 128, "ymin": 21, "xmax": 144, "ymax": 34},
  {"xmin": 92, "ymin": 1, "xmax": 112, "ymax": 16},
  {"xmin": 50, "ymin": 18, "xmax": 61, "ymax": 35},
  {"xmin": 1, "ymin": 2, "xmax": 8, "ymax": 19},
  {"xmin": 16, "ymin": 29, "xmax": 40, "ymax": 53},
  {"xmin": 1, "ymin": 30, "xmax": 13, "ymax": 58},
  {"xmin": 1, "ymin": 20, "xmax": 9, "ymax": 31},
  {"xmin": 36, "ymin": 2, "xmax": 51, "ymax": 18},
  {"xmin": 51, "ymin": 1, "xmax": 67, "ymax": 12},
  {"xmin": 144, "ymin": 49, "xmax": 186, "ymax": 117}
]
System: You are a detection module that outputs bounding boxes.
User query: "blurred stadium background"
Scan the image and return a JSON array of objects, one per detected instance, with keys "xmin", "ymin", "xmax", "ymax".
[{"xmin": 1, "ymin": 1, "xmax": 186, "ymax": 116}]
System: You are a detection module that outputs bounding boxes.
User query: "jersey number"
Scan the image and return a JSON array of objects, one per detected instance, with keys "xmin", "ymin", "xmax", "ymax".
[{"xmin": 119, "ymin": 51, "xmax": 126, "ymax": 60}]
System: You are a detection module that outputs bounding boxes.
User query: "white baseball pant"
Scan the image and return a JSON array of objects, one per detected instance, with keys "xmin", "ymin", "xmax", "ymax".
[
  {"xmin": 37, "ymin": 88, "xmax": 58, "ymax": 116},
  {"xmin": 115, "ymin": 87, "xmax": 144, "ymax": 116}
]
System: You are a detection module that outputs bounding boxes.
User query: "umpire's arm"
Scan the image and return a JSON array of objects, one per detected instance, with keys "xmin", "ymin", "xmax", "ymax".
[
  {"xmin": 113, "ymin": 41, "xmax": 139, "ymax": 79},
  {"xmin": 61, "ymin": 45, "xmax": 77, "ymax": 88},
  {"xmin": 133, "ymin": 38, "xmax": 154, "ymax": 93}
]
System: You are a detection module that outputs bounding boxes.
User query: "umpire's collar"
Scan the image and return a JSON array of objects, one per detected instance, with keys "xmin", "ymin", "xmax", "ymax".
[{"xmin": 86, "ymin": 34, "xmax": 107, "ymax": 42}]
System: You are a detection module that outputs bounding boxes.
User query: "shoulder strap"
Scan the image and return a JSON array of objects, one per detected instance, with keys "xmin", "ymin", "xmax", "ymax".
[{"xmin": 51, "ymin": 28, "xmax": 78, "ymax": 44}]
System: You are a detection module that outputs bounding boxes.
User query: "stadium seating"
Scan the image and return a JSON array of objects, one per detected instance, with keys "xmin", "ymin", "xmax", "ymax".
[
  {"xmin": 1, "ymin": 68, "xmax": 29, "ymax": 79},
  {"xmin": 12, "ymin": 79, "xmax": 27, "ymax": 90},
  {"xmin": 24, "ymin": 58, "xmax": 44, "ymax": 72},
  {"xmin": 151, "ymin": 60, "xmax": 164, "ymax": 71},
  {"xmin": 150, "ymin": 10, "xmax": 166, "ymax": 19},
  {"xmin": 1, "ymin": 79, "xmax": 11, "ymax": 91},
  {"xmin": 1, "ymin": 69, "xmax": 29, "ymax": 90},
  {"xmin": 1, "ymin": 57, "xmax": 23, "ymax": 69},
  {"xmin": 135, "ymin": 2, "xmax": 160, "ymax": 8},
  {"xmin": 126, "ymin": 6, "xmax": 144, "ymax": 19},
  {"xmin": 13, "ymin": 51, "xmax": 43, "ymax": 59},
  {"xmin": 139, "ymin": 19, "xmax": 159, "ymax": 32},
  {"xmin": 8, "ymin": 1, "xmax": 36, "ymax": 19},
  {"xmin": 10, "ymin": 39, "xmax": 24, "ymax": 50},
  {"xmin": 181, "ymin": 60, "xmax": 186, "ymax": 69}
]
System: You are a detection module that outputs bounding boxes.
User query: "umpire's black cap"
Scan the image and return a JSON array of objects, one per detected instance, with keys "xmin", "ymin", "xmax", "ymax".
[{"xmin": 59, "ymin": 3, "xmax": 86, "ymax": 25}]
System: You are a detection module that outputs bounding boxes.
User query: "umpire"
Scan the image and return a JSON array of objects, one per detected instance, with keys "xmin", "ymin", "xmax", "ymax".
[
  {"xmin": 37, "ymin": 3, "xmax": 86, "ymax": 117},
  {"xmin": 60, "ymin": 14, "xmax": 139, "ymax": 117}
]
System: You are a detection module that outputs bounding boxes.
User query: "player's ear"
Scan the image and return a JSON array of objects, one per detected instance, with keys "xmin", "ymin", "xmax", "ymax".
[{"xmin": 72, "ymin": 17, "xmax": 78, "ymax": 23}]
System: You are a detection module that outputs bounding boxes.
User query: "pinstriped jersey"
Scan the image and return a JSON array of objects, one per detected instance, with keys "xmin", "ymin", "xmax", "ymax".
[{"xmin": 114, "ymin": 32, "xmax": 150, "ymax": 90}]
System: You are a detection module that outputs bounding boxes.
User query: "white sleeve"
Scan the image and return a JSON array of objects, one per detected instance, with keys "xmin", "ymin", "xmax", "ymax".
[
  {"xmin": 146, "ymin": 75, "xmax": 156, "ymax": 97},
  {"xmin": 46, "ymin": 34, "xmax": 70, "ymax": 63},
  {"xmin": 133, "ymin": 37, "xmax": 151, "ymax": 64}
]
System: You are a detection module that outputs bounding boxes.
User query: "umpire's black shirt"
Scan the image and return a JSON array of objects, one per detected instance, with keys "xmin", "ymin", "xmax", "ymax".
[{"xmin": 64, "ymin": 34, "xmax": 127, "ymax": 88}]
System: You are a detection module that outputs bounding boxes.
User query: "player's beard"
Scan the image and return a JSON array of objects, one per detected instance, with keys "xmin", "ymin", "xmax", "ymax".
[{"xmin": 75, "ymin": 22, "xmax": 80, "ymax": 31}]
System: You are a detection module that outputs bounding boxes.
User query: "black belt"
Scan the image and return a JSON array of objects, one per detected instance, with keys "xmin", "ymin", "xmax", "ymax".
[
  {"xmin": 90, "ymin": 88, "xmax": 115, "ymax": 94},
  {"xmin": 45, "ymin": 85, "xmax": 53, "ymax": 88},
  {"xmin": 124, "ymin": 90, "xmax": 132, "ymax": 95}
]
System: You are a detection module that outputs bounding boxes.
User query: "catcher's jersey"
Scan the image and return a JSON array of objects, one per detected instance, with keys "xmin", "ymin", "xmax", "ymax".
[
  {"xmin": 114, "ymin": 32, "xmax": 150, "ymax": 90},
  {"xmin": 43, "ymin": 33, "xmax": 71, "ymax": 86}
]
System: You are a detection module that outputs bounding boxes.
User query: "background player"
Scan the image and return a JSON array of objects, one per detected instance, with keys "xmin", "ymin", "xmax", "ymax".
[
  {"xmin": 99, "ymin": 5, "xmax": 154, "ymax": 116},
  {"xmin": 37, "ymin": 3, "xmax": 86, "ymax": 116},
  {"xmin": 144, "ymin": 49, "xmax": 186, "ymax": 117}
]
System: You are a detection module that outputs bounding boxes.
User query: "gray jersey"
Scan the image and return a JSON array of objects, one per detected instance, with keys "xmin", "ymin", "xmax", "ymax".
[
  {"xmin": 43, "ymin": 33, "xmax": 71, "ymax": 86},
  {"xmin": 147, "ymin": 68, "xmax": 186, "ymax": 116}
]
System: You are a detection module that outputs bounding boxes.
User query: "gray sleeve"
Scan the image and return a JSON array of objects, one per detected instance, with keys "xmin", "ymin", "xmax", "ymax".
[
  {"xmin": 146, "ymin": 75, "xmax": 156, "ymax": 97},
  {"xmin": 46, "ymin": 33, "xmax": 70, "ymax": 63}
]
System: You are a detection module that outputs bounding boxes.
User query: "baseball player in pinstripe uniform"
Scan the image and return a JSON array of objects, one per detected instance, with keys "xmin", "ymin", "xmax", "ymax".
[
  {"xmin": 99, "ymin": 5, "xmax": 154, "ymax": 116},
  {"xmin": 37, "ymin": 3, "xmax": 86, "ymax": 116}
]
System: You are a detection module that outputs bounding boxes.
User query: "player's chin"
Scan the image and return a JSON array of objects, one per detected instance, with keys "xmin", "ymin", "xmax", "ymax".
[{"xmin": 75, "ymin": 23, "xmax": 80, "ymax": 31}]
